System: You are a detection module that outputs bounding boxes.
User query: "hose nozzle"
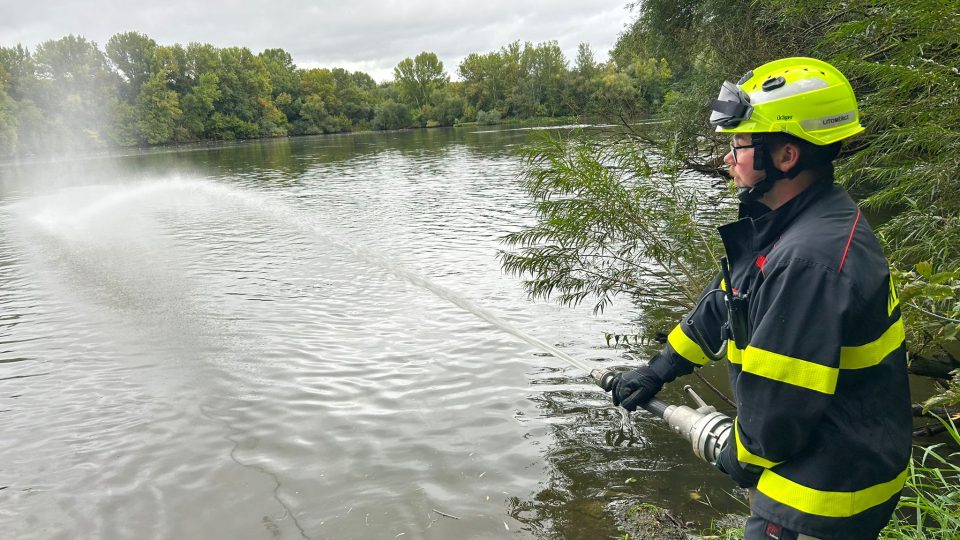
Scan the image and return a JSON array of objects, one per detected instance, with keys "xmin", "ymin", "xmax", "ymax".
[{"xmin": 591, "ymin": 368, "xmax": 616, "ymax": 392}]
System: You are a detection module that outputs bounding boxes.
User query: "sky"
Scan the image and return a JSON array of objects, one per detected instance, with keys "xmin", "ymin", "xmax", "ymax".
[{"xmin": 0, "ymin": 0, "xmax": 635, "ymax": 82}]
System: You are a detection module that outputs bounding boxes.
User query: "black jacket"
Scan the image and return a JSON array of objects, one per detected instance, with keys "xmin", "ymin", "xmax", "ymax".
[{"xmin": 649, "ymin": 181, "xmax": 911, "ymax": 540}]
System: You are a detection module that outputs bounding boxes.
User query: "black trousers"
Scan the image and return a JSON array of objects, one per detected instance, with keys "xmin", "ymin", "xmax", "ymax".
[{"xmin": 744, "ymin": 515, "xmax": 822, "ymax": 540}]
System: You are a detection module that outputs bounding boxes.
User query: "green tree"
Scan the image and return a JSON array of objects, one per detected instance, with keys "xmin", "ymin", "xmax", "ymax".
[
  {"xmin": 501, "ymin": 130, "xmax": 723, "ymax": 317},
  {"xmin": 176, "ymin": 43, "xmax": 221, "ymax": 90},
  {"xmin": 32, "ymin": 35, "xmax": 120, "ymax": 149},
  {"xmin": 213, "ymin": 46, "xmax": 275, "ymax": 139},
  {"xmin": 1, "ymin": 45, "xmax": 50, "ymax": 153},
  {"xmin": 0, "ymin": 44, "xmax": 36, "ymax": 102},
  {"xmin": 258, "ymin": 48, "xmax": 299, "ymax": 98},
  {"xmin": 428, "ymin": 83, "xmax": 467, "ymax": 126},
  {"xmin": 331, "ymin": 68, "xmax": 376, "ymax": 127},
  {"xmin": 804, "ymin": 0, "xmax": 960, "ymax": 363},
  {"xmin": 180, "ymin": 72, "xmax": 220, "ymax": 138},
  {"xmin": 570, "ymin": 42, "xmax": 600, "ymax": 113},
  {"xmin": 258, "ymin": 48, "xmax": 301, "ymax": 122},
  {"xmin": 208, "ymin": 112, "xmax": 259, "ymax": 140},
  {"xmin": 0, "ymin": 66, "xmax": 18, "ymax": 155},
  {"xmin": 296, "ymin": 68, "xmax": 349, "ymax": 134},
  {"xmin": 105, "ymin": 31, "xmax": 158, "ymax": 102},
  {"xmin": 136, "ymin": 72, "xmax": 181, "ymax": 144},
  {"xmin": 458, "ymin": 51, "xmax": 504, "ymax": 113},
  {"xmin": 371, "ymin": 99, "xmax": 412, "ymax": 131},
  {"xmin": 497, "ymin": 42, "xmax": 526, "ymax": 116},
  {"xmin": 109, "ymin": 101, "xmax": 138, "ymax": 146},
  {"xmin": 393, "ymin": 51, "xmax": 448, "ymax": 110},
  {"xmin": 515, "ymin": 41, "xmax": 569, "ymax": 117}
]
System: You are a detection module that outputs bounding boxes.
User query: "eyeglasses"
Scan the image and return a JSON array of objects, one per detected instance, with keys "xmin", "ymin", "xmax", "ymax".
[{"xmin": 729, "ymin": 141, "xmax": 758, "ymax": 164}]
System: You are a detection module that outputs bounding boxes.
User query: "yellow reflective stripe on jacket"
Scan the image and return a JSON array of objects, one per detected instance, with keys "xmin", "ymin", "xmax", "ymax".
[
  {"xmin": 742, "ymin": 347, "xmax": 838, "ymax": 395},
  {"xmin": 727, "ymin": 344, "xmax": 743, "ymax": 365},
  {"xmin": 727, "ymin": 319, "xmax": 904, "ymax": 373},
  {"xmin": 887, "ymin": 274, "xmax": 900, "ymax": 316},
  {"xmin": 757, "ymin": 467, "xmax": 908, "ymax": 518},
  {"xmin": 734, "ymin": 418, "xmax": 782, "ymax": 469},
  {"xmin": 667, "ymin": 325, "xmax": 710, "ymax": 366},
  {"xmin": 840, "ymin": 316, "xmax": 905, "ymax": 370}
]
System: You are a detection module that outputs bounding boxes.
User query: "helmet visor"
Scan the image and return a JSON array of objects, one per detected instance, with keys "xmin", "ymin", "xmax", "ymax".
[{"xmin": 709, "ymin": 81, "xmax": 752, "ymax": 128}]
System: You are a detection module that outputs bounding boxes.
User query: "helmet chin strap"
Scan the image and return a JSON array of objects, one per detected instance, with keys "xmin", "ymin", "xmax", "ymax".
[{"xmin": 736, "ymin": 134, "xmax": 798, "ymax": 204}]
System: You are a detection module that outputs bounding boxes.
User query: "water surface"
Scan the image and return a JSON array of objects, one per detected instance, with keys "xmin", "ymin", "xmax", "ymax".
[{"xmin": 0, "ymin": 128, "xmax": 741, "ymax": 539}]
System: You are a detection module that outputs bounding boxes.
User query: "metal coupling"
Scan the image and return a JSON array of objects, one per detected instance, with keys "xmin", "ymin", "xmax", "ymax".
[{"xmin": 591, "ymin": 368, "xmax": 616, "ymax": 392}]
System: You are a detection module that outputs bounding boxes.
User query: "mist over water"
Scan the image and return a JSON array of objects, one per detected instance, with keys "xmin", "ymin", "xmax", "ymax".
[{"xmin": 0, "ymin": 129, "xmax": 738, "ymax": 539}]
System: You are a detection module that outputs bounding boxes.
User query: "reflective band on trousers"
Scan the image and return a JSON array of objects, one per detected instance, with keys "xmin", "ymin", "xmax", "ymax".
[{"xmin": 757, "ymin": 467, "xmax": 908, "ymax": 518}]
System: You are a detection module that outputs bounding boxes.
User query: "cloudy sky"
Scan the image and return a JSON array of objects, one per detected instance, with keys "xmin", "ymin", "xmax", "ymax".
[{"xmin": 0, "ymin": 0, "xmax": 634, "ymax": 81}]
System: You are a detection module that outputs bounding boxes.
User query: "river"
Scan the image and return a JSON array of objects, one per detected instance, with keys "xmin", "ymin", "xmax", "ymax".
[{"xmin": 0, "ymin": 127, "xmax": 747, "ymax": 539}]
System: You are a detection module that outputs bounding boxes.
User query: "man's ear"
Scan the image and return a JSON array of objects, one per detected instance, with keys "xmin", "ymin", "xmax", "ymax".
[{"xmin": 775, "ymin": 143, "xmax": 801, "ymax": 173}]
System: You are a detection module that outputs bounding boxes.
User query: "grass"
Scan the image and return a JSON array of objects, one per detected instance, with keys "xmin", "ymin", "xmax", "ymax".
[{"xmin": 879, "ymin": 415, "xmax": 960, "ymax": 539}]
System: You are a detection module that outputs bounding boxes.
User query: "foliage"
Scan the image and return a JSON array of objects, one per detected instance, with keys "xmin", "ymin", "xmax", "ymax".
[
  {"xmin": 0, "ymin": 67, "xmax": 17, "ymax": 155},
  {"xmin": 879, "ymin": 416, "xmax": 960, "ymax": 539},
  {"xmin": 811, "ymin": 1, "xmax": 960, "ymax": 289},
  {"xmin": 393, "ymin": 51, "xmax": 448, "ymax": 110},
  {"xmin": 30, "ymin": 35, "xmax": 119, "ymax": 150},
  {"xmin": 475, "ymin": 109, "xmax": 501, "ymax": 125},
  {"xmin": 895, "ymin": 264, "xmax": 960, "ymax": 363},
  {"xmin": 105, "ymin": 31, "xmax": 158, "ymax": 103},
  {"xmin": 135, "ymin": 72, "xmax": 181, "ymax": 144},
  {"xmin": 589, "ymin": 58, "xmax": 672, "ymax": 121},
  {"xmin": 500, "ymin": 129, "xmax": 728, "ymax": 319},
  {"xmin": 179, "ymin": 72, "xmax": 220, "ymax": 138}
]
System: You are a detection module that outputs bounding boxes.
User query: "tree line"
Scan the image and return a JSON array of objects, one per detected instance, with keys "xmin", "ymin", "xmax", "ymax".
[{"xmin": 0, "ymin": 32, "xmax": 672, "ymax": 156}]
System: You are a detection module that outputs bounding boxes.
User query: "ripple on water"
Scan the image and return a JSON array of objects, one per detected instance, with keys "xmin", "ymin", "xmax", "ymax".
[{"xmin": 0, "ymin": 132, "xmax": 732, "ymax": 539}]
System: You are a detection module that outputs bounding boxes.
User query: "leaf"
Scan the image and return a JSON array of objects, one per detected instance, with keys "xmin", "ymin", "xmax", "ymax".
[{"xmin": 930, "ymin": 270, "xmax": 960, "ymax": 285}]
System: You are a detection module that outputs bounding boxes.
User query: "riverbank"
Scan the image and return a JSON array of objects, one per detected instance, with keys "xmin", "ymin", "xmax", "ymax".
[{"xmin": 0, "ymin": 116, "xmax": 591, "ymax": 165}]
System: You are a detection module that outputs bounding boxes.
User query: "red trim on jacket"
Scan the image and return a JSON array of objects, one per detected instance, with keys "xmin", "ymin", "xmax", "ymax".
[{"xmin": 838, "ymin": 209, "xmax": 861, "ymax": 273}]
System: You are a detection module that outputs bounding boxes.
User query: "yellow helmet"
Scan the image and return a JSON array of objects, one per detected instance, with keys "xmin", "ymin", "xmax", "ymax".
[{"xmin": 709, "ymin": 57, "xmax": 864, "ymax": 145}]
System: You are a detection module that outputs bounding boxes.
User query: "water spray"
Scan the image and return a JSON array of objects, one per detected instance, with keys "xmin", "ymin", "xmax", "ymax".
[
  {"xmin": 269, "ymin": 180, "xmax": 738, "ymax": 466},
  {"xmin": 373, "ymin": 248, "xmax": 736, "ymax": 466},
  {"xmin": 33, "ymin": 178, "xmax": 733, "ymax": 465}
]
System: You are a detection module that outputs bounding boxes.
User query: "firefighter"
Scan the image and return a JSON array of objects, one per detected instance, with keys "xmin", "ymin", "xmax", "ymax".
[{"xmin": 609, "ymin": 57, "xmax": 911, "ymax": 540}]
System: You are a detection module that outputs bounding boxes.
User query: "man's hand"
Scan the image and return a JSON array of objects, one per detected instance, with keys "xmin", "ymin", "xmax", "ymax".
[{"xmin": 610, "ymin": 366, "xmax": 664, "ymax": 411}]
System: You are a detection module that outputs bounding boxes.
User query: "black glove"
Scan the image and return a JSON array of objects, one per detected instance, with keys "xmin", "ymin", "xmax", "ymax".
[
  {"xmin": 610, "ymin": 366, "xmax": 664, "ymax": 412},
  {"xmin": 715, "ymin": 438, "xmax": 762, "ymax": 488}
]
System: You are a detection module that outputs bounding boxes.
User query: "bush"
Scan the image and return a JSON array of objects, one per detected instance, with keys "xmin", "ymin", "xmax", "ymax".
[
  {"xmin": 371, "ymin": 100, "xmax": 412, "ymax": 131},
  {"xmin": 476, "ymin": 109, "xmax": 501, "ymax": 125}
]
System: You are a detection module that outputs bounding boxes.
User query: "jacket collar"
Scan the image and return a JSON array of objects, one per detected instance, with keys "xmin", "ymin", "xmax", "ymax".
[{"xmin": 718, "ymin": 178, "xmax": 833, "ymax": 262}]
